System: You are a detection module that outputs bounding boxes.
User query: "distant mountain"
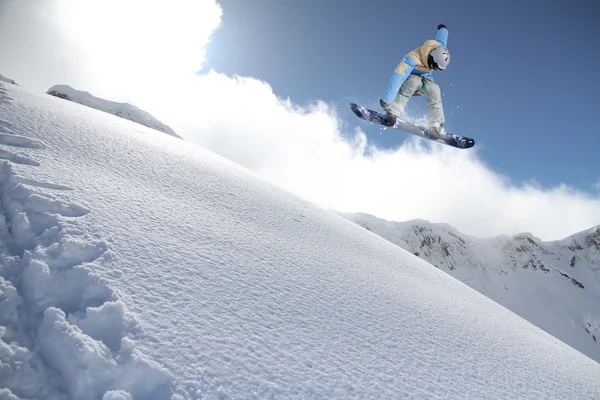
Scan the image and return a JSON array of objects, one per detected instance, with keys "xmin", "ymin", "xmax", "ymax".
[
  {"xmin": 0, "ymin": 74, "xmax": 17, "ymax": 85},
  {"xmin": 47, "ymin": 84, "xmax": 181, "ymax": 139},
  {"xmin": 339, "ymin": 212, "xmax": 600, "ymax": 363}
]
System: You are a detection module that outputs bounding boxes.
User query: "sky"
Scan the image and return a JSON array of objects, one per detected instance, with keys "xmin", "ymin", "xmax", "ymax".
[
  {"xmin": 0, "ymin": 0, "xmax": 599, "ymax": 240},
  {"xmin": 204, "ymin": 0, "xmax": 600, "ymax": 188}
]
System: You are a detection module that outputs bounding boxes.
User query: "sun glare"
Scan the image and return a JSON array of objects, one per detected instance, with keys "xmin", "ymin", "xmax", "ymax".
[{"xmin": 54, "ymin": 0, "xmax": 222, "ymax": 101}]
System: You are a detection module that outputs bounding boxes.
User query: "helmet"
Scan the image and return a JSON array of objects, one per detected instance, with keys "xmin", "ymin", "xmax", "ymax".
[{"xmin": 428, "ymin": 46, "xmax": 450, "ymax": 70}]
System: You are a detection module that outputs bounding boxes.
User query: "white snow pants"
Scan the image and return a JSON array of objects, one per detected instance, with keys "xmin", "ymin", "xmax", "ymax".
[{"xmin": 388, "ymin": 75, "xmax": 445, "ymax": 127}]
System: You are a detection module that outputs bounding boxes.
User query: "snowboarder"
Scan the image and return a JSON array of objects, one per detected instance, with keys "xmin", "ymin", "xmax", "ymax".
[{"xmin": 379, "ymin": 24, "xmax": 450, "ymax": 139}]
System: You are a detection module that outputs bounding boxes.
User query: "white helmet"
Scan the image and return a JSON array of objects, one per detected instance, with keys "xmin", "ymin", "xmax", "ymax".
[{"xmin": 428, "ymin": 46, "xmax": 450, "ymax": 70}]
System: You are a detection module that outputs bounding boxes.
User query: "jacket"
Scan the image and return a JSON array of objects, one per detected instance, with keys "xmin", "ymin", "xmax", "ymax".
[{"xmin": 381, "ymin": 27, "xmax": 448, "ymax": 104}]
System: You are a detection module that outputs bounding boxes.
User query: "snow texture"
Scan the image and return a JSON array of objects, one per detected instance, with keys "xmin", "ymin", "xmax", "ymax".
[
  {"xmin": 46, "ymin": 84, "xmax": 181, "ymax": 139},
  {"xmin": 0, "ymin": 81, "xmax": 599, "ymax": 399}
]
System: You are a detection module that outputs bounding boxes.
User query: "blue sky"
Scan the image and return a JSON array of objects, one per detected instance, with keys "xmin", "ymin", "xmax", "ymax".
[{"xmin": 204, "ymin": 0, "xmax": 600, "ymax": 192}]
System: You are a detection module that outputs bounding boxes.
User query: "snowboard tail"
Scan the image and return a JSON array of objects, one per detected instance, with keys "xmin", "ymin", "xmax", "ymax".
[{"xmin": 350, "ymin": 103, "xmax": 475, "ymax": 149}]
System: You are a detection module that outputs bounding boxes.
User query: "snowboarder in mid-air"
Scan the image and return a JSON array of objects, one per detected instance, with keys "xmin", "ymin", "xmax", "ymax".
[
  {"xmin": 350, "ymin": 24, "xmax": 473, "ymax": 148},
  {"xmin": 379, "ymin": 24, "xmax": 450, "ymax": 139}
]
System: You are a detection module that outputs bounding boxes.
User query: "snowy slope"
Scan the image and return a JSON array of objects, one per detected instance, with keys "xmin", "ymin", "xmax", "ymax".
[
  {"xmin": 0, "ymin": 74, "xmax": 17, "ymax": 85},
  {"xmin": 47, "ymin": 84, "xmax": 181, "ymax": 139},
  {"xmin": 1, "ymin": 81, "xmax": 599, "ymax": 399},
  {"xmin": 339, "ymin": 212, "xmax": 600, "ymax": 363}
]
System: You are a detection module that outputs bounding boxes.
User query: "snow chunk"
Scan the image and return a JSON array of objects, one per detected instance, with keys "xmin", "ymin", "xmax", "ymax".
[
  {"xmin": 68, "ymin": 300, "xmax": 130, "ymax": 352},
  {"xmin": 39, "ymin": 308, "xmax": 171, "ymax": 400},
  {"xmin": 0, "ymin": 277, "xmax": 66, "ymax": 400},
  {"xmin": 39, "ymin": 307, "xmax": 117, "ymax": 399}
]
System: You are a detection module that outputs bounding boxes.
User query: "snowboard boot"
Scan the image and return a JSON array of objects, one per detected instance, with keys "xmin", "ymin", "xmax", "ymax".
[
  {"xmin": 384, "ymin": 112, "xmax": 397, "ymax": 127},
  {"xmin": 379, "ymin": 99, "xmax": 397, "ymax": 127},
  {"xmin": 427, "ymin": 123, "xmax": 446, "ymax": 139}
]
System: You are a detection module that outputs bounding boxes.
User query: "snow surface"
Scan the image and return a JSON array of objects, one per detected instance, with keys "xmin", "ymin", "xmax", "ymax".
[
  {"xmin": 338, "ymin": 212, "xmax": 600, "ymax": 364},
  {"xmin": 46, "ymin": 84, "xmax": 181, "ymax": 139},
  {"xmin": 1, "ymin": 81, "xmax": 599, "ymax": 399}
]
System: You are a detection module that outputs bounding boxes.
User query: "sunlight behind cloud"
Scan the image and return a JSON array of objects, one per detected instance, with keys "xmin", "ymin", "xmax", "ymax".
[{"xmin": 54, "ymin": 0, "xmax": 222, "ymax": 104}]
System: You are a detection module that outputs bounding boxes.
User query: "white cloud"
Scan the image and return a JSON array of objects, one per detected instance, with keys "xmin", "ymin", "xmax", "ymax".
[
  {"xmin": 1, "ymin": 0, "xmax": 598, "ymax": 242},
  {"xmin": 167, "ymin": 72, "xmax": 600, "ymax": 241}
]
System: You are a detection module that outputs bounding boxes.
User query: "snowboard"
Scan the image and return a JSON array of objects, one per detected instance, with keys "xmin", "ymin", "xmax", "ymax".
[{"xmin": 350, "ymin": 103, "xmax": 475, "ymax": 149}]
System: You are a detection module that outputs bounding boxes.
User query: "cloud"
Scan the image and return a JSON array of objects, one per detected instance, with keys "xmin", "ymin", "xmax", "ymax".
[
  {"xmin": 1, "ymin": 0, "xmax": 598, "ymax": 242},
  {"xmin": 167, "ymin": 72, "xmax": 600, "ymax": 242}
]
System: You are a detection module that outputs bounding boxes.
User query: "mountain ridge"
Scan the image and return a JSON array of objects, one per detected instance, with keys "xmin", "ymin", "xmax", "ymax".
[{"xmin": 339, "ymin": 211, "xmax": 600, "ymax": 363}]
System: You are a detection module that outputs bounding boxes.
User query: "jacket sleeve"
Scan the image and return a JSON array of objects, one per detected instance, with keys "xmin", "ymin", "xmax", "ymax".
[
  {"xmin": 381, "ymin": 56, "xmax": 416, "ymax": 104},
  {"xmin": 436, "ymin": 27, "xmax": 448, "ymax": 47}
]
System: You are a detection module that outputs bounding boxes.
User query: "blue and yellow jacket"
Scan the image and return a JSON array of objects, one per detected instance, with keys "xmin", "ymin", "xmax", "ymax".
[{"xmin": 382, "ymin": 27, "xmax": 448, "ymax": 104}]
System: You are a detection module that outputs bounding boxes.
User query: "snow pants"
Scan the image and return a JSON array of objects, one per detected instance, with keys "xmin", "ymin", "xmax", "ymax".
[{"xmin": 387, "ymin": 75, "xmax": 445, "ymax": 127}]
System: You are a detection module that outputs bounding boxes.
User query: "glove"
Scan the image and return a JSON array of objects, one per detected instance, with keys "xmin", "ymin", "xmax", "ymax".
[{"xmin": 437, "ymin": 24, "xmax": 447, "ymax": 30}]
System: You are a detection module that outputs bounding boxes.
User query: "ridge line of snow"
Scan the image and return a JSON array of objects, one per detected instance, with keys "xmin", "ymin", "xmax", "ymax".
[
  {"xmin": 0, "ymin": 74, "xmax": 17, "ymax": 85},
  {"xmin": 46, "ymin": 84, "xmax": 182, "ymax": 139}
]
